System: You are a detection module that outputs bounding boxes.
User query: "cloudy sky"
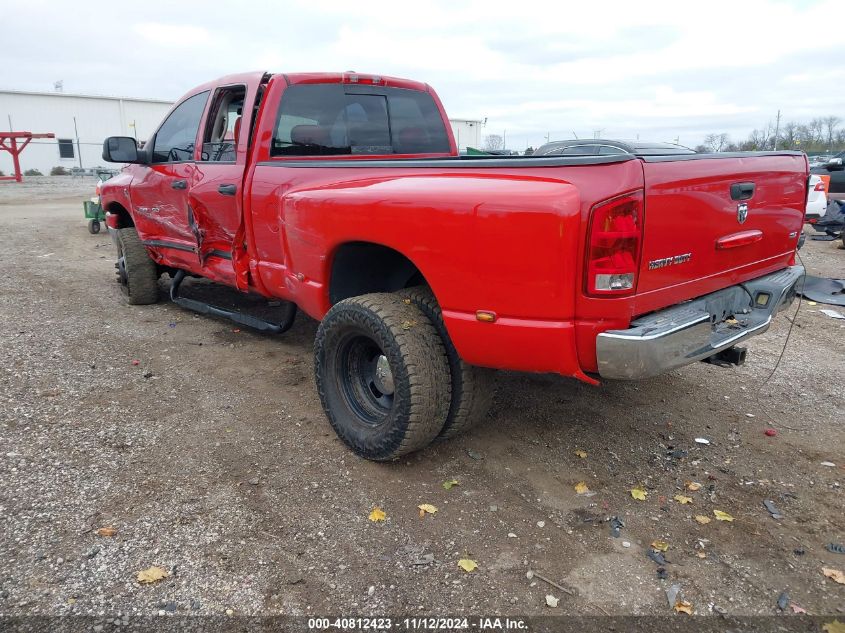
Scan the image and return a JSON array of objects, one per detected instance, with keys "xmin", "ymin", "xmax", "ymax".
[{"xmin": 3, "ymin": 0, "xmax": 843, "ymax": 149}]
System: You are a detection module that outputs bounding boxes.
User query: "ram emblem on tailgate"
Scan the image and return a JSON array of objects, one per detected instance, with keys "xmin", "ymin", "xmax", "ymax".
[{"xmin": 737, "ymin": 202, "xmax": 749, "ymax": 224}]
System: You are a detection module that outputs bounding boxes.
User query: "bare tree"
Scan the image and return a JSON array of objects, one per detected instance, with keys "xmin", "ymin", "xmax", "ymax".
[
  {"xmin": 779, "ymin": 121, "xmax": 799, "ymax": 148},
  {"xmin": 823, "ymin": 116, "xmax": 841, "ymax": 149},
  {"xmin": 748, "ymin": 125, "xmax": 774, "ymax": 150},
  {"xmin": 703, "ymin": 133, "xmax": 730, "ymax": 152},
  {"xmin": 809, "ymin": 118, "xmax": 826, "ymax": 145},
  {"xmin": 483, "ymin": 134, "xmax": 503, "ymax": 151}
]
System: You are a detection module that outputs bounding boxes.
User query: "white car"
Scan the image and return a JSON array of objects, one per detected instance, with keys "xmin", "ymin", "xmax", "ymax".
[{"xmin": 805, "ymin": 174, "xmax": 828, "ymax": 221}]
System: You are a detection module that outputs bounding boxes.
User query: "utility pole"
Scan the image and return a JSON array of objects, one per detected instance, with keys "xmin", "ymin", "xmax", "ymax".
[
  {"xmin": 73, "ymin": 116, "xmax": 82, "ymax": 170},
  {"xmin": 7, "ymin": 115, "xmax": 12, "ymax": 132},
  {"xmin": 773, "ymin": 110, "xmax": 781, "ymax": 150},
  {"xmin": 503, "ymin": 129, "xmax": 507, "ymax": 150}
]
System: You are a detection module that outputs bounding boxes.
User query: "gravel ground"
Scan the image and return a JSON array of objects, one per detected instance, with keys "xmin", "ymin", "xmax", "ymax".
[{"xmin": 0, "ymin": 181, "xmax": 843, "ymax": 621}]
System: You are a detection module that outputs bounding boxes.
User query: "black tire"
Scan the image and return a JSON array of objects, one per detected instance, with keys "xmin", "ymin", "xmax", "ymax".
[
  {"xmin": 398, "ymin": 286, "xmax": 496, "ymax": 439},
  {"xmin": 88, "ymin": 219, "xmax": 101, "ymax": 234},
  {"xmin": 115, "ymin": 228, "xmax": 159, "ymax": 305},
  {"xmin": 314, "ymin": 293, "xmax": 451, "ymax": 461}
]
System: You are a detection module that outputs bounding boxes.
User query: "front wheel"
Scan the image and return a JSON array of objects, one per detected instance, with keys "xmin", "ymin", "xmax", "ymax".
[
  {"xmin": 88, "ymin": 219, "xmax": 101, "ymax": 234},
  {"xmin": 314, "ymin": 293, "xmax": 451, "ymax": 461},
  {"xmin": 115, "ymin": 228, "xmax": 159, "ymax": 305}
]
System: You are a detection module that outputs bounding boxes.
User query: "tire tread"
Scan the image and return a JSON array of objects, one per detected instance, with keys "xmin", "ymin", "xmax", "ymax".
[
  {"xmin": 398, "ymin": 287, "xmax": 496, "ymax": 439},
  {"xmin": 117, "ymin": 228, "xmax": 159, "ymax": 305}
]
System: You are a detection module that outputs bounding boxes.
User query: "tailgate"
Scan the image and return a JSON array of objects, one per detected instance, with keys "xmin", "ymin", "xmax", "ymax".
[{"xmin": 635, "ymin": 153, "xmax": 807, "ymax": 313}]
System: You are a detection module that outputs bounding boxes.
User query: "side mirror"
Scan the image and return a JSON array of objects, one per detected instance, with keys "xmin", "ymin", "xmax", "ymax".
[
  {"xmin": 827, "ymin": 157, "xmax": 844, "ymax": 171},
  {"xmin": 102, "ymin": 136, "xmax": 145, "ymax": 164}
]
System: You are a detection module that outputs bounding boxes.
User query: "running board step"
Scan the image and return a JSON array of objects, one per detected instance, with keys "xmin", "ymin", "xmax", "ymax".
[{"xmin": 169, "ymin": 270, "xmax": 296, "ymax": 334}]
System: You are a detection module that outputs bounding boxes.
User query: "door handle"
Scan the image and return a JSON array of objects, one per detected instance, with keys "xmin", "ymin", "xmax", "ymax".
[
  {"xmin": 730, "ymin": 182, "xmax": 755, "ymax": 200},
  {"xmin": 171, "ymin": 179, "xmax": 188, "ymax": 190},
  {"xmin": 218, "ymin": 184, "xmax": 237, "ymax": 196}
]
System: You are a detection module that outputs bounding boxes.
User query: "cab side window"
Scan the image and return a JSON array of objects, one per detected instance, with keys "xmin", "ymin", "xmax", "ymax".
[
  {"xmin": 561, "ymin": 144, "xmax": 599, "ymax": 155},
  {"xmin": 201, "ymin": 86, "xmax": 246, "ymax": 162},
  {"xmin": 152, "ymin": 91, "xmax": 209, "ymax": 163},
  {"xmin": 598, "ymin": 145, "xmax": 626, "ymax": 155}
]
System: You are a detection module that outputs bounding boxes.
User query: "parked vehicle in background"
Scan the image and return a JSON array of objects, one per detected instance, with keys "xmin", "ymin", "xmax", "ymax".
[
  {"xmin": 805, "ymin": 174, "xmax": 828, "ymax": 221},
  {"xmin": 810, "ymin": 151, "xmax": 845, "ymax": 202},
  {"xmin": 533, "ymin": 139, "xmax": 696, "ymax": 157},
  {"xmin": 99, "ymin": 71, "xmax": 807, "ymax": 461},
  {"xmin": 809, "ymin": 154, "xmax": 833, "ymax": 168}
]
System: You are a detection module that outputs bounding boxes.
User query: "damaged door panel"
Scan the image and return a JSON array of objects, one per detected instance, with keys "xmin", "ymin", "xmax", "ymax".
[{"xmin": 188, "ymin": 80, "xmax": 262, "ymax": 290}]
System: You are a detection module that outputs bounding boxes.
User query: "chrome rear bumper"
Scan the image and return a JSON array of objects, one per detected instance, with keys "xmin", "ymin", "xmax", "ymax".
[{"xmin": 596, "ymin": 266, "xmax": 804, "ymax": 379}]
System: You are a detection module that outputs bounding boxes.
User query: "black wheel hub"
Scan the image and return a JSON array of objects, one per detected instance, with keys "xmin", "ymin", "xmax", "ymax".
[
  {"xmin": 115, "ymin": 255, "xmax": 129, "ymax": 293},
  {"xmin": 336, "ymin": 333, "xmax": 395, "ymax": 426}
]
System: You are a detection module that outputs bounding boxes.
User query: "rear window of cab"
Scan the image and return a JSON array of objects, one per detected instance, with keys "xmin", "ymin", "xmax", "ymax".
[{"xmin": 270, "ymin": 84, "xmax": 451, "ymax": 157}]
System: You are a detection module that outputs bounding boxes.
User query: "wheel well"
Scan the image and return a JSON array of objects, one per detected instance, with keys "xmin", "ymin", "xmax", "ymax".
[
  {"xmin": 105, "ymin": 202, "xmax": 134, "ymax": 228},
  {"xmin": 329, "ymin": 242, "xmax": 426, "ymax": 305}
]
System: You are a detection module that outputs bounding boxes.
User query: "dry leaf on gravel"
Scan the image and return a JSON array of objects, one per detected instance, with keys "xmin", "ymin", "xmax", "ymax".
[
  {"xmin": 674, "ymin": 600, "xmax": 693, "ymax": 615},
  {"xmin": 685, "ymin": 482, "xmax": 702, "ymax": 491},
  {"xmin": 713, "ymin": 510, "xmax": 734, "ymax": 522},
  {"xmin": 674, "ymin": 494, "xmax": 693, "ymax": 505},
  {"xmin": 823, "ymin": 568, "xmax": 845, "ymax": 584},
  {"xmin": 651, "ymin": 540, "xmax": 670, "ymax": 552},
  {"xmin": 790, "ymin": 604, "xmax": 807, "ymax": 614},
  {"xmin": 630, "ymin": 486, "xmax": 647, "ymax": 501},
  {"xmin": 545, "ymin": 594, "xmax": 559, "ymax": 608},
  {"xmin": 458, "ymin": 559, "xmax": 478, "ymax": 573},
  {"xmin": 368, "ymin": 507, "xmax": 386, "ymax": 522},
  {"xmin": 442, "ymin": 479, "xmax": 459, "ymax": 490},
  {"xmin": 418, "ymin": 504, "xmax": 438, "ymax": 518},
  {"xmin": 694, "ymin": 515, "xmax": 712, "ymax": 525},
  {"xmin": 95, "ymin": 526, "xmax": 117, "ymax": 537},
  {"xmin": 574, "ymin": 481, "xmax": 590, "ymax": 495},
  {"xmin": 136, "ymin": 566, "xmax": 169, "ymax": 584},
  {"xmin": 574, "ymin": 450, "xmax": 587, "ymax": 459},
  {"xmin": 823, "ymin": 621, "xmax": 845, "ymax": 633}
]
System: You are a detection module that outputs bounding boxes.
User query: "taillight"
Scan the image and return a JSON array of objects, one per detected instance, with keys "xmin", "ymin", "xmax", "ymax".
[
  {"xmin": 585, "ymin": 190, "xmax": 644, "ymax": 296},
  {"xmin": 814, "ymin": 180, "xmax": 826, "ymax": 192},
  {"xmin": 95, "ymin": 181, "xmax": 102, "ymax": 196}
]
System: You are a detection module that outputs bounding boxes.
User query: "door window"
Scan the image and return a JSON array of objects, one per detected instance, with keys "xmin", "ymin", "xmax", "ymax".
[
  {"xmin": 152, "ymin": 91, "xmax": 209, "ymax": 163},
  {"xmin": 201, "ymin": 86, "xmax": 246, "ymax": 162}
]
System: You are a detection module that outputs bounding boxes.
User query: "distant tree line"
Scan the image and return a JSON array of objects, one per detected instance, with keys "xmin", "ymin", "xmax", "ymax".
[{"xmin": 696, "ymin": 116, "xmax": 844, "ymax": 154}]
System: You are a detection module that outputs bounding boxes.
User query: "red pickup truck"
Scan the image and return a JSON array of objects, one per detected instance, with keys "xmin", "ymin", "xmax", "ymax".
[{"xmin": 100, "ymin": 71, "xmax": 807, "ymax": 461}]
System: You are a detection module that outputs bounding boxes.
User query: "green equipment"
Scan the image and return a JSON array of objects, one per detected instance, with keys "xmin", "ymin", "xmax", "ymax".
[{"xmin": 82, "ymin": 169, "xmax": 118, "ymax": 234}]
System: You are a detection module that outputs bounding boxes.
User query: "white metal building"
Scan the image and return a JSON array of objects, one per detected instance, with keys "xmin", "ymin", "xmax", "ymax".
[
  {"xmin": 0, "ymin": 90, "xmax": 173, "ymax": 176},
  {"xmin": 449, "ymin": 118, "xmax": 484, "ymax": 152},
  {"xmin": 1, "ymin": 88, "xmax": 485, "ymax": 174}
]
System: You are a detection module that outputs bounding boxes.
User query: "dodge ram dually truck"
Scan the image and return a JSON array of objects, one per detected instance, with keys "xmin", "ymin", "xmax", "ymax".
[{"xmin": 100, "ymin": 71, "xmax": 807, "ymax": 461}]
